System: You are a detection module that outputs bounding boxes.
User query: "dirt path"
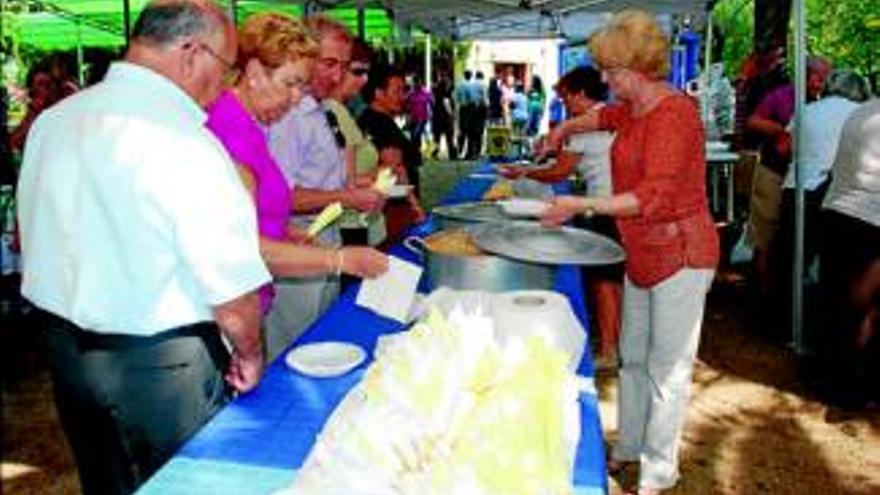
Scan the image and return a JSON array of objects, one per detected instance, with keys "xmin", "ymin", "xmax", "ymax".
[{"xmin": 601, "ymin": 282, "xmax": 880, "ymax": 494}]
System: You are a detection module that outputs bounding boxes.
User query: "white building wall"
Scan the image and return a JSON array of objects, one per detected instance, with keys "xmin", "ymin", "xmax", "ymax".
[{"xmin": 465, "ymin": 38, "xmax": 563, "ymax": 134}]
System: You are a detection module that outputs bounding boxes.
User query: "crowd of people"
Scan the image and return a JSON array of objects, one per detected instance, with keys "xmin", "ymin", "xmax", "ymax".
[{"xmin": 3, "ymin": 1, "xmax": 878, "ymax": 495}]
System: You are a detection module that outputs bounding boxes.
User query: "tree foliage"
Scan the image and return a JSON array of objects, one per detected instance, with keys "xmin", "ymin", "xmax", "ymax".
[
  {"xmin": 712, "ymin": 0, "xmax": 880, "ymax": 90},
  {"xmin": 805, "ymin": 0, "xmax": 879, "ymax": 89}
]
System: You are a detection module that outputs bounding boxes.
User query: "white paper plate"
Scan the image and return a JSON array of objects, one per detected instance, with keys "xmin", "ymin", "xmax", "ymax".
[
  {"xmin": 387, "ymin": 184, "xmax": 414, "ymax": 199},
  {"xmin": 285, "ymin": 342, "xmax": 367, "ymax": 377},
  {"xmin": 499, "ymin": 198, "xmax": 549, "ymax": 217}
]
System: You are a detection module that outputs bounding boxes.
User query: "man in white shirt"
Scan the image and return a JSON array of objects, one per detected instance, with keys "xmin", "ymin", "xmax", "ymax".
[
  {"xmin": 16, "ymin": 2, "xmax": 270, "ymax": 493},
  {"xmin": 777, "ymin": 70, "xmax": 871, "ymax": 327}
]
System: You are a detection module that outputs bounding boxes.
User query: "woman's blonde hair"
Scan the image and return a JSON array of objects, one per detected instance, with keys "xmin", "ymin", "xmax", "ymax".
[
  {"xmin": 237, "ymin": 12, "xmax": 318, "ymax": 69},
  {"xmin": 588, "ymin": 9, "xmax": 670, "ymax": 80}
]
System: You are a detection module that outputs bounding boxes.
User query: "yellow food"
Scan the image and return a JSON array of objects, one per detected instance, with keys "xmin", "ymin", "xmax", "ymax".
[
  {"xmin": 482, "ymin": 180, "xmax": 514, "ymax": 201},
  {"xmin": 306, "ymin": 201, "xmax": 343, "ymax": 238},
  {"xmin": 424, "ymin": 229, "xmax": 483, "ymax": 257}
]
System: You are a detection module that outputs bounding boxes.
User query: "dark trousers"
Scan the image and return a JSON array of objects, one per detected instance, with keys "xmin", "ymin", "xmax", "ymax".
[
  {"xmin": 777, "ymin": 181, "xmax": 829, "ymax": 336},
  {"xmin": 340, "ymin": 227, "xmax": 369, "ymax": 291},
  {"xmin": 457, "ymin": 104, "xmax": 474, "ymax": 158},
  {"xmin": 467, "ymin": 104, "xmax": 487, "ymax": 159},
  {"xmin": 432, "ymin": 118, "xmax": 456, "ymax": 159},
  {"xmin": 817, "ymin": 210, "xmax": 880, "ymax": 408},
  {"xmin": 39, "ymin": 310, "xmax": 230, "ymax": 495}
]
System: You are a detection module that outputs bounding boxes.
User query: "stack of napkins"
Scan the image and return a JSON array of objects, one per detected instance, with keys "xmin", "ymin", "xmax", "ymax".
[{"xmin": 279, "ymin": 307, "xmax": 580, "ymax": 495}]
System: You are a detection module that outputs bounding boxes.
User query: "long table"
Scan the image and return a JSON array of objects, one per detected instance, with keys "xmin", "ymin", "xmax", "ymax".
[{"xmin": 137, "ymin": 162, "xmax": 608, "ymax": 495}]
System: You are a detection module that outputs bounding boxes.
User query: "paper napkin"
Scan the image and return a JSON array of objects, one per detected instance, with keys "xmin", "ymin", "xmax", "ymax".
[{"xmin": 356, "ymin": 256, "xmax": 422, "ymax": 323}]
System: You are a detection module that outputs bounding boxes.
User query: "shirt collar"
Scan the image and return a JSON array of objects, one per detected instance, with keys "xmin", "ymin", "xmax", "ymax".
[
  {"xmin": 295, "ymin": 94, "xmax": 322, "ymax": 116},
  {"xmin": 105, "ymin": 61, "xmax": 207, "ymax": 124}
]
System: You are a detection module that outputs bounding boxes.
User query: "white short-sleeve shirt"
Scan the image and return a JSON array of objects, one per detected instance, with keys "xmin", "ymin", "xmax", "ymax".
[
  {"xmin": 565, "ymin": 130, "xmax": 614, "ymax": 197},
  {"xmin": 17, "ymin": 62, "xmax": 271, "ymax": 335},
  {"xmin": 783, "ymin": 96, "xmax": 859, "ymax": 191}
]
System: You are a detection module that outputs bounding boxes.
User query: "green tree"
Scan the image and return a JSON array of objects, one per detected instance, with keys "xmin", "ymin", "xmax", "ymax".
[
  {"xmin": 711, "ymin": 0, "xmax": 879, "ymax": 90},
  {"xmin": 806, "ymin": 0, "xmax": 879, "ymax": 90}
]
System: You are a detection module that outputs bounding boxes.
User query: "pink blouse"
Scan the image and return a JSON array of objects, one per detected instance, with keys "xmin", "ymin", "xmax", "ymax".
[{"xmin": 207, "ymin": 90, "xmax": 292, "ymax": 312}]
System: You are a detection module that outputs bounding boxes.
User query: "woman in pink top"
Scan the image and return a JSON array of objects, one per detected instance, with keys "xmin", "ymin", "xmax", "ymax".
[{"xmin": 206, "ymin": 13, "xmax": 387, "ymax": 357}]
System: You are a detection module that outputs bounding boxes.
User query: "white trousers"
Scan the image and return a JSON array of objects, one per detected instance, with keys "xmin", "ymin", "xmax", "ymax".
[{"xmin": 613, "ymin": 268, "xmax": 714, "ymax": 490}]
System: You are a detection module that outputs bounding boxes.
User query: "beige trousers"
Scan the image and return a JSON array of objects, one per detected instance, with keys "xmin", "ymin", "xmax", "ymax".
[{"xmin": 613, "ymin": 268, "xmax": 714, "ymax": 490}]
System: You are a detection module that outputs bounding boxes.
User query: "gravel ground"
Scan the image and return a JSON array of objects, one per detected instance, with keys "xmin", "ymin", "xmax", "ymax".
[{"xmin": 3, "ymin": 274, "xmax": 879, "ymax": 495}]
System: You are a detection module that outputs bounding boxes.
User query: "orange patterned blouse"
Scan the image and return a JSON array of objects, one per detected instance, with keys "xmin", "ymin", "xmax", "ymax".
[{"xmin": 600, "ymin": 94, "xmax": 720, "ymax": 287}]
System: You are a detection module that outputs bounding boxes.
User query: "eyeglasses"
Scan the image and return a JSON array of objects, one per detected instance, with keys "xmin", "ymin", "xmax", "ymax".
[
  {"xmin": 198, "ymin": 43, "xmax": 239, "ymax": 84},
  {"xmin": 324, "ymin": 110, "xmax": 346, "ymax": 149}
]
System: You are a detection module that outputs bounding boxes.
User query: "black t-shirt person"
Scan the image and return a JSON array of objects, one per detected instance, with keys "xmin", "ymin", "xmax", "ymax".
[{"xmin": 358, "ymin": 106, "xmax": 422, "ymax": 194}]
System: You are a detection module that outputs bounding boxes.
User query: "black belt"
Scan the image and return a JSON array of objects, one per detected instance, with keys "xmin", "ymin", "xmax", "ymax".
[{"xmin": 36, "ymin": 309, "xmax": 221, "ymax": 352}]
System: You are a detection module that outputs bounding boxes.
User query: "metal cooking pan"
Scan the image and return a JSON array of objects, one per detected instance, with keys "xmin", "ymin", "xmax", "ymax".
[{"xmin": 403, "ymin": 228, "xmax": 556, "ymax": 293}]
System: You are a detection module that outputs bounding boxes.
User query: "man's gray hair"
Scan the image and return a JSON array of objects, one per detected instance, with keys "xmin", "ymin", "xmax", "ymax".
[
  {"xmin": 132, "ymin": 0, "xmax": 229, "ymax": 45},
  {"xmin": 824, "ymin": 69, "xmax": 873, "ymax": 103}
]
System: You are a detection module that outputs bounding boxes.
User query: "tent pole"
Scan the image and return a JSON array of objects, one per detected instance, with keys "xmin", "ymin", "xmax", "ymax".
[
  {"xmin": 701, "ymin": 9, "xmax": 713, "ymax": 125},
  {"xmin": 77, "ymin": 20, "xmax": 85, "ymax": 86},
  {"xmin": 425, "ymin": 34, "xmax": 432, "ymax": 86},
  {"xmin": 357, "ymin": 0, "xmax": 366, "ymax": 40},
  {"xmin": 791, "ymin": 0, "xmax": 806, "ymax": 355},
  {"xmin": 123, "ymin": 0, "xmax": 131, "ymax": 45},
  {"xmin": 228, "ymin": 0, "xmax": 237, "ymax": 25}
]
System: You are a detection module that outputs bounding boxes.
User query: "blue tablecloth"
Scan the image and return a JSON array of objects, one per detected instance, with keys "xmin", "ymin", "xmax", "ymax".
[{"xmin": 137, "ymin": 162, "xmax": 608, "ymax": 495}]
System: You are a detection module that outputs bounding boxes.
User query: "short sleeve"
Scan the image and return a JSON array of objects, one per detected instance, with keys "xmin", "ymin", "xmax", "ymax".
[
  {"xmin": 599, "ymin": 103, "xmax": 631, "ymax": 132},
  {"xmin": 165, "ymin": 132, "xmax": 271, "ymax": 306}
]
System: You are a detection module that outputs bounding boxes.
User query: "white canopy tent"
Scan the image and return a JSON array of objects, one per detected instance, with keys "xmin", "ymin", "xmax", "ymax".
[{"xmin": 362, "ymin": 0, "xmax": 708, "ymax": 39}]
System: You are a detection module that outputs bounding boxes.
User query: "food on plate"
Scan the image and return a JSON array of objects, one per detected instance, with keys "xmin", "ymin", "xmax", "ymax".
[{"xmin": 424, "ymin": 229, "xmax": 483, "ymax": 257}]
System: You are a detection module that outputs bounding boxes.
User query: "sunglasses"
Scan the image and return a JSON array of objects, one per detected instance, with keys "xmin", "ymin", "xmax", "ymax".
[
  {"xmin": 324, "ymin": 110, "xmax": 346, "ymax": 149},
  {"xmin": 349, "ymin": 66, "xmax": 369, "ymax": 77}
]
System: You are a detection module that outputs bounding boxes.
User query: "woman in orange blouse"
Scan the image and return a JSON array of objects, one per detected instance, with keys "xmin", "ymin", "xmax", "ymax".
[{"xmin": 541, "ymin": 10, "xmax": 719, "ymax": 495}]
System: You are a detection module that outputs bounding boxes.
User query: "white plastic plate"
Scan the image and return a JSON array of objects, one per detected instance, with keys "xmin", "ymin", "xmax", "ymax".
[
  {"xmin": 499, "ymin": 198, "xmax": 549, "ymax": 218},
  {"xmin": 285, "ymin": 342, "xmax": 367, "ymax": 377},
  {"xmin": 387, "ymin": 184, "xmax": 414, "ymax": 199}
]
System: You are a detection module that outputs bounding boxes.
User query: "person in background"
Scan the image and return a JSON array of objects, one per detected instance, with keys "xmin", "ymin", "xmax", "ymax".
[
  {"xmin": 541, "ymin": 9, "xmax": 719, "ymax": 494},
  {"xmin": 359, "ymin": 64, "xmax": 426, "ymax": 244},
  {"xmin": 744, "ymin": 56, "xmax": 831, "ymax": 330},
  {"xmin": 526, "ymin": 74, "xmax": 546, "ymax": 136},
  {"xmin": 267, "ymin": 15, "xmax": 386, "ymax": 350},
  {"xmin": 17, "ymin": 2, "xmax": 271, "ymax": 493},
  {"xmin": 406, "ymin": 75, "xmax": 433, "ymax": 152},
  {"xmin": 504, "ymin": 66, "xmax": 621, "ymax": 369},
  {"xmin": 509, "ymin": 82, "xmax": 530, "ymax": 136},
  {"xmin": 431, "ymin": 72, "xmax": 457, "ymax": 159},
  {"xmin": 10, "ymin": 59, "xmax": 66, "ymax": 153},
  {"xmin": 817, "ymin": 98, "xmax": 880, "ymax": 411},
  {"xmin": 487, "ymin": 75, "xmax": 504, "ymax": 125},
  {"xmin": 776, "ymin": 69, "xmax": 871, "ymax": 333},
  {"xmin": 206, "ymin": 13, "xmax": 388, "ymax": 361},
  {"xmin": 328, "ymin": 38, "xmax": 389, "ymax": 250},
  {"xmin": 467, "ymin": 70, "xmax": 488, "ymax": 158},
  {"xmin": 454, "ymin": 70, "xmax": 474, "ymax": 159}
]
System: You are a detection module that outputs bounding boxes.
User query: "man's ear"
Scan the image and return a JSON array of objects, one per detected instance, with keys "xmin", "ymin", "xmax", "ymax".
[{"xmin": 177, "ymin": 37, "xmax": 200, "ymax": 81}]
